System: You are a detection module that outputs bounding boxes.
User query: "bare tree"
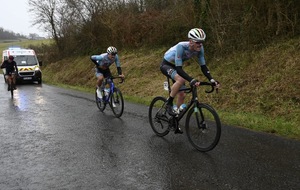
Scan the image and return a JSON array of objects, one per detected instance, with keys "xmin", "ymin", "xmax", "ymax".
[{"xmin": 28, "ymin": 0, "xmax": 64, "ymax": 51}]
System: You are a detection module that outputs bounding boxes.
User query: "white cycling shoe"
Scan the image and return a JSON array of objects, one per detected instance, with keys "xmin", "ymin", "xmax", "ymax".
[{"xmin": 96, "ymin": 88, "xmax": 102, "ymax": 99}]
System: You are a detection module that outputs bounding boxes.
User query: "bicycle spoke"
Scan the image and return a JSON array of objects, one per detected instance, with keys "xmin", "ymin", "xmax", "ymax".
[
  {"xmin": 95, "ymin": 88, "xmax": 106, "ymax": 112},
  {"xmin": 186, "ymin": 103, "xmax": 221, "ymax": 152},
  {"xmin": 148, "ymin": 96, "xmax": 170, "ymax": 137},
  {"xmin": 110, "ymin": 88, "xmax": 124, "ymax": 118}
]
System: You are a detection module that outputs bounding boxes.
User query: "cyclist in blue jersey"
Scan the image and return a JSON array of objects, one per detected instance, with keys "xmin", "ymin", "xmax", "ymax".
[
  {"xmin": 90, "ymin": 46, "xmax": 125, "ymax": 99},
  {"xmin": 160, "ymin": 28, "xmax": 220, "ymax": 132}
]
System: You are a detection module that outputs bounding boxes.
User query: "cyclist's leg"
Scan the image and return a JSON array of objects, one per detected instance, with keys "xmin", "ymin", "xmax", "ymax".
[
  {"xmin": 160, "ymin": 61, "xmax": 185, "ymax": 99},
  {"xmin": 4, "ymin": 74, "xmax": 9, "ymax": 82},
  {"xmin": 95, "ymin": 70, "xmax": 104, "ymax": 98},
  {"xmin": 5, "ymin": 75, "xmax": 12, "ymax": 90},
  {"xmin": 176, "ymin": 91, "xmax": 185, "ymax": 107},
  {"xmin": 171, "ymin": 74, "xmax": 185, "ymax": 101},
  {"xmin": 103, "ymin": 68, "xmax": 112, "ymax": 86},
  {"xmin": 96, "ymin": 73, "xmax": 104, "ymax": 87},
  {"xmin": 160, "ymin": 60, "xmax": 184, "ymax": 118},
  {"xmin": 11, "ymin": 73, "xmax": 16, "ymax": 89}
]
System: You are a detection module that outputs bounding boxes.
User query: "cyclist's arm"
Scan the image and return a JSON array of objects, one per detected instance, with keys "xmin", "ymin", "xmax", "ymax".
[
  {"xmin": 198, "ymin": 48, "xmax": 213, "ymax": 81},
  {"xmin": 117, "ymin": 67, "xmax": 122, "ymax": 75},
  {"xmin": 115, "ymin": 55, "xmax": 122, "ymax": 75},
  {"xmin": 14, "ymin": 61, "xmax": 18, "ymax": 73},
  {"xmin": 0, "ymin": 61, "xmax": 6, "ymax": 69},
  {"xmin": 176, "ymin": 66, "xmax": 193, "ymax": 82},
  {"xmin": 201, "ymin": 65, "xmax": 213, "ymax": 81},
  {"xmin": 175, "ymin": 44, "xmax": 193, "ymax": 82},
  {"xmin": 90, "ymin": 55, "xmax": 102, "ymax": 66}
]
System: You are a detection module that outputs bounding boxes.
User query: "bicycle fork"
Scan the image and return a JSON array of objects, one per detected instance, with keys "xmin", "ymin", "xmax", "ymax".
[{"xmin": 194, "ymin": 105, "xmax": 207, "ymax": 131}]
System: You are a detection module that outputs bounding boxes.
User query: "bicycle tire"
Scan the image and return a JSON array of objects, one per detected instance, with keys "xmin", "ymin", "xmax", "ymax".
[
  {"xmin": 95, "ymin": 88, "xmax": 106, "ymax": 112},
  {"xmin": 185, "ymin": 103, "xmax": 221, "ymax": 152},
  {"xmin": 10, "ymin": 83, "xmax": 13, "ymax": 98},
  {"xmin": 110, "ymin": 87, "xmax": 124, "ymax": 118},
  {"xmin": 148, "ymin": 96, "xmax": 170, "ymax": 137}
]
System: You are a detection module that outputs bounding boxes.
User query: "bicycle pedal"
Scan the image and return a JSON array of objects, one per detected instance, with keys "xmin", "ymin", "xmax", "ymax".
[{"xmin": 174, "ymin": 127, "xmax": 183, "ymax": 134}]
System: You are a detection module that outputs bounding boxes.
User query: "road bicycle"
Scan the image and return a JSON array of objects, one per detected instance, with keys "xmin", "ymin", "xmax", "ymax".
[
  {"xmin": 148, "ymin": 77, "xmax": 221, "ymax": 152},
  {"xmin": 95, "ymin": 76, "xmax": 124, "ymax": 118},
  {"xmin": 6, "ymin": 74, "xmax": 16, "ymax": 98},
  {"xmin": 7, "ymin": 80, "xmax": 14, "ymax": 98}
]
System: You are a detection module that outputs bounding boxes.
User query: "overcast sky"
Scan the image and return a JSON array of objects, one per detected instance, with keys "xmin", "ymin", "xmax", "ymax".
[{"xmin": 0, "ymin": 0, "xmax": 46, "ymax": 37}]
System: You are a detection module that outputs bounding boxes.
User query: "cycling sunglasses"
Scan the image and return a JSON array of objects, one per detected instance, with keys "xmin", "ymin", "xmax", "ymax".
[
  {"xmin": 193, "ymin": 40, "xmax": 204, "ymax": 44},
  {"xmin": 110, "ymin": 53, "xmax": 117, "ymax": 56}
]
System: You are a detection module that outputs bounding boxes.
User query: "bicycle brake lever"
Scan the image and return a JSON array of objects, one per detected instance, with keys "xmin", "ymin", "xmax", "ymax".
[{"xmin": 119, "ymin": 78, "xmax": 125, "ymax": 83}]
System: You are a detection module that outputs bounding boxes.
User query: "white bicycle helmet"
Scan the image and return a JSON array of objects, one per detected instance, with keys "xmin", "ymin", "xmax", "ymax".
[
  {"xmin": 188, "ymin": 28, "xmax": 206, "ymax": 41},
  {"xmin": 107, "ymin": 46, "xmax": 117, "ymax": 54}
]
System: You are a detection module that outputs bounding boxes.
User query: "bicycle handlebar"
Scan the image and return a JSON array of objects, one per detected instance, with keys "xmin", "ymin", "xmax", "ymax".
[
  {"xmin": 178, "ymin": 81, "xmax": 217, "ymax": 94},
  {"xmin": 107, "ymin": 76, "xmax": 125, "ymax": 84},
  {"xmin": 199, "ymin": 82, "xmax": 215, "ymax": 93}
]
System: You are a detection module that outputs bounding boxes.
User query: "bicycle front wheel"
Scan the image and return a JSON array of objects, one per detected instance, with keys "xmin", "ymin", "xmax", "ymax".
[
  {"xmin": 148, "ymin": 96, "xmax": 170, "ymax": 137},
  {"xmin": 9, "ymin": 83, "xmax": 13, "ymax": 98},
  {"xmin": 95, "ymin": 88, "xmax": 106, "ymax": 112},
  {"xmin": 110, "ymin": 87, "xmax": 124, "ymax": 118},
  {"xmin": 186, "ymin": 103, "xmax": 221, "ymax": 152}
]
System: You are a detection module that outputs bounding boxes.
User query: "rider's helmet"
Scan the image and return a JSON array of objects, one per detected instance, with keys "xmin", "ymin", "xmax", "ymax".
[
  {"xmin": 8, "ymin": 55, "xmax": 14, "ymax": 60},
  {"xmin": 188, "ymin": 28, "xmax": 206, "ymax": 42},
  {"xmin": 107, "ymin": 46, "xmax": 117, "ymax": 55}
]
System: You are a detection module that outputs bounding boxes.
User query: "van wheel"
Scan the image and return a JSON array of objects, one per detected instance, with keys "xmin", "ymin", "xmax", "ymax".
[{"xmin": 38, "ymin": 79, "xmax": 42, "ymax": 84}]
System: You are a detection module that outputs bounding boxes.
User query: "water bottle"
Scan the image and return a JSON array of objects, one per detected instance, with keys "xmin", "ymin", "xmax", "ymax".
[
  {"xmin": 104, "ymin": 88, "xmax": 110, "ymax": 96},
  {"xmin": 179, "ymin": 104, "xmax": 187, "ymax": 112},
  {"xmin": 163, "ymin": 81, "xmax": 168, "ymax": 91}
]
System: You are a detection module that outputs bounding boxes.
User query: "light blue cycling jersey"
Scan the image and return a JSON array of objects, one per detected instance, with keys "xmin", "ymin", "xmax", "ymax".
[
  {"xmin": 164, "ymin": 41, "xmax": 206, "ymax": 66},
  {"xmin": 91, "ymin": 53, "xmax": 121, "ymax": 68}
]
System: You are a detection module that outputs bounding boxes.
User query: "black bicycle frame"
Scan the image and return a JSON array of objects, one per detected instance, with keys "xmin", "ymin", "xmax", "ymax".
[{"xmin": 165, "ymin": 77, "xmax": 214, "ymax": 122}]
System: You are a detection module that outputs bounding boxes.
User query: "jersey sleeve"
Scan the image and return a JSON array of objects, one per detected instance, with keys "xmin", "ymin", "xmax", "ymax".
[
  {"xmin": 175, "ymin": 44, "xmax": 184, "ymax": 66},
  {"xmin": 91, "ymin": 55, "xmax": 104, "ymax": 67},
  {"xmin": 198, "ymin": 47, "xmax": 206, "ymax": 66},
  {"xmin": 115, "ymin": 55, "xmax": 121, "ymax": 67},
  {"xmin": 14, "ymin": 62, "xmax": 18, "ymax": 71},
  {"xmin": 0, "ymin": 61, "xmax": 5, "ymax": 69},
  {"xmin": 91, "ymin": 55, "xmax": 103, "ymax": 61}
]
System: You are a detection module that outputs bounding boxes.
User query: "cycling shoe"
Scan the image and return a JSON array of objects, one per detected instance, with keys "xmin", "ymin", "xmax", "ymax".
[{"xmin": 166, "ymin": 104, "xmax": 177, "ymax": 116}]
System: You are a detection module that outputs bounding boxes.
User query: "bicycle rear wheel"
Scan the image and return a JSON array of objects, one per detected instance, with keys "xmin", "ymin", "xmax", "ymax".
[
  {"xmin": 185, "ymin": 103, "xmax": 221, "ymax": 152},
  {"xmin": 148, "ymin": 96, "xmax": 170, "ymax": 137},
  {"xmin": 95, "ymin": 88, "xmax": 106, "ymax": 112},
  {"xmin": 110, "ymin": 87, "xmax": 124, "ymax": 118}
]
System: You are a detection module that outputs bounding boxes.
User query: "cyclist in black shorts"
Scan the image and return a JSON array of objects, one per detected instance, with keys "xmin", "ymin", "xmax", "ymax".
[
  {"xmin": 160, "ymin": 28, "xmax": 220, "ymax": 120},
  {"xmin": 1, "ymin": 55, "xmax": 18, "ymax": 90},
  {"xmin": 90, "ymin": 46, "xmax": 125, "ymax": 99}
]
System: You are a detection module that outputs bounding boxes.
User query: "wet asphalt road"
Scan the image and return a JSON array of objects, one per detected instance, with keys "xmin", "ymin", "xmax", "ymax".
[{"xmin": 0, "ymin": 77, "xmax": 299, "ymax": 190}]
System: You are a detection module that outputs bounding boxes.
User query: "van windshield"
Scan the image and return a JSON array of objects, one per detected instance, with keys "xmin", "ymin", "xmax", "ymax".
[{"xmin": 14, "ymin": 55, "xmax": 38, "ymax": 66}]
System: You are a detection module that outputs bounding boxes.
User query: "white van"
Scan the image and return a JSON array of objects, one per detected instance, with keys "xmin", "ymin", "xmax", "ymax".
[{"xmin": 2, "ymin": 47, "xmax": 42, "ymax": 84}]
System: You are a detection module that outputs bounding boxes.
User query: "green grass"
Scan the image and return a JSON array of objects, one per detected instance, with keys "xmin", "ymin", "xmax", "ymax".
[
  {"xmin": 218, "ymin": 111, "xmax": 299, "ymax": 139},
  {"xmin": 0, "ymin": 39, "xmax": 50, "ymax": 53}
]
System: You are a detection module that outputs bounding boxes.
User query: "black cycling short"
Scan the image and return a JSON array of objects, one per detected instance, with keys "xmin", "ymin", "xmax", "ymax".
[
  {"xmin": 5, "ymin": 71, "xmax": 16, "ymax": 76},
  {"xmin": 160, "ymin": 59, "xmax": 177, "ymax": 81},
  {"xmin": 95, "ymin": 68, "xmax": 112, "ymax": 78},
  {"xmin": 160, "ymin": 59, "xmax": 187, "ymax": 89}
]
